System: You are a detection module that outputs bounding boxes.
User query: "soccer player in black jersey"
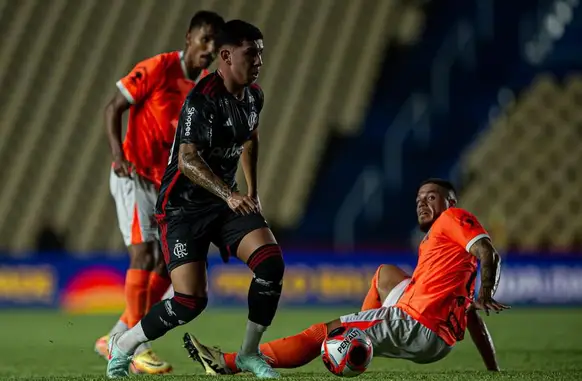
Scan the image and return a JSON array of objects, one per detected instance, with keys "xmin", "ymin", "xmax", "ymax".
[{"xmin": 106, "ymin": 20, "xmax": 283, "ymax": 379}]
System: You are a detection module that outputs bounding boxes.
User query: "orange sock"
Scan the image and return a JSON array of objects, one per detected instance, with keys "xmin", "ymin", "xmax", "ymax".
[
  {"xmin": 146, "ymin": 272, "xmax": 172, "ymax": 311},
  {"xmin": 223, "ymin": 323, "xmax": 327, "ymax": 373},
  {"xmin": 361, "ymin": 266, "xmax": 383, "ymax": 311},
  {"xmin": 124, "ymin": 269, "xmax": 150, "ymax": 327}
]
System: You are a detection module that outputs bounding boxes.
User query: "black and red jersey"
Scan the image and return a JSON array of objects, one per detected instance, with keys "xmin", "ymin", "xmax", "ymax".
[{"xmin": 155, "ymin": 72, "xmax": 264, "ymax": 218}]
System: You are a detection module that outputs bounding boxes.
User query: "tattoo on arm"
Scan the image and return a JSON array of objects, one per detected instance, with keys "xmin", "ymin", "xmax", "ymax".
[
  {"xmin": 178, "ymin": 143, "xmax": 232, "ymax": 201},
  {"xmin": 469, "ymin": 238, "xmax": 501, "ymax": 296}
]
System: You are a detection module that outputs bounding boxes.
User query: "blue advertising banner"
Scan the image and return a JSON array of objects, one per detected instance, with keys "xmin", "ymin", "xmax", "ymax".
[{"xmin": 0, "ymin": 252, "xmax": 581, "ymax": 312}]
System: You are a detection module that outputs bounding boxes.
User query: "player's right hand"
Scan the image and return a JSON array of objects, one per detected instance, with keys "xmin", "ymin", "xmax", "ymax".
[
  {"xmin": 113, "ymin": 156, "xmax": 132, "ymax": 177},
  {"xmin": 226, "ymin": 192, "xmax": 259, "ymax": 215}
]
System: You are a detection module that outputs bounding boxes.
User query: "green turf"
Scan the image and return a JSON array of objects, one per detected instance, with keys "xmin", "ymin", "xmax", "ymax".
[{"xmin": 0, "ymin": 308, "xmax": 580, "ymax": 380}]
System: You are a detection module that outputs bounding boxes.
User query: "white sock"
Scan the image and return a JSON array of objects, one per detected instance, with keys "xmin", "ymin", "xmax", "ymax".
[
  {"xmin": 240, "ymin": 320, "xmax": 267, "ymax": 355},
  {"xmin": 117, "ymin": 322, "xmax": 148, "ymax": 354},
  {"xmin": 108, "ymin": 319, "xmax": 128, "ymax": 336},
  {"xmin": 135, "ymin": 342, "xmax": 152, "ymax": 355}
]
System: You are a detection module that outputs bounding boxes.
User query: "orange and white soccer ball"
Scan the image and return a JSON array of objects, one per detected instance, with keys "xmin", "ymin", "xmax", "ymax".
[{"xmin": 321, "ymin": 326, "xmax": 373, "ymax": 377}]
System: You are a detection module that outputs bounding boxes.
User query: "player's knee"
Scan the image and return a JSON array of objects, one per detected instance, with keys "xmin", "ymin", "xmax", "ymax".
[
  {"xmin": 171, "ymin": 292, "xmax": 208, "ymax": 324},
  {"xmin": 325, "ymin": 319, "xmax": 342, "ymax": 334},
  {"xmin": 129, "ymin": 242, "xmax": 156, "ymax": 270},
  {"xmin": 377, "ymin": 264, "xmax": 409, "ymax": 294},
  {"xmin": 246, "ymin": 245, "xmax": 284, "ymax": 327},
  {"xmin": 248, "ymin": 244, "xmax": 285, "ymax": 282}
]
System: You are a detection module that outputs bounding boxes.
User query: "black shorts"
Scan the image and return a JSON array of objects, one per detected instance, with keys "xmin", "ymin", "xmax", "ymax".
[{"xmin": 158, "ymin": 207, "xmax": 269, "ymax": 272}]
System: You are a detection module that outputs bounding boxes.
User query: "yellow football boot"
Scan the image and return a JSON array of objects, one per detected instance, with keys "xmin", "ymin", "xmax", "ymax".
[{"xmin": 131, "ymin": 349, "xmax": 173, "ymax": 375}]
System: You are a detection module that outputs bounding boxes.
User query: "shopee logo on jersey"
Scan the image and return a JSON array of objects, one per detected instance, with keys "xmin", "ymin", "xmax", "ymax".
[{"xmin": 184, "ymin": 107, "xmax": 195, "ymax": 137}]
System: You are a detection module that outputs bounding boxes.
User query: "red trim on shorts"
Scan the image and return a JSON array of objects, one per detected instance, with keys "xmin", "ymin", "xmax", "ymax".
[
  {"xmin": 342, "ymin": 319, "xmax": 383, "ymax": 332},
  {"xmin": 160, "ymin": 172, "xmax": 181, "ymax": 213},
  {"xmin": 158, "ymin": 220, "xmax": 170, "ymax": 264}
]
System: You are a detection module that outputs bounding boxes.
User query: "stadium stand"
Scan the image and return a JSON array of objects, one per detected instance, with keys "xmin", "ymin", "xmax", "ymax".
[
  {"xmin": 460, "ymin": 73, "xmax": 582, "ymax": 251},
  {"xmin": 0, "ymin": 0, "xmax": 417, "ymax": 252}
]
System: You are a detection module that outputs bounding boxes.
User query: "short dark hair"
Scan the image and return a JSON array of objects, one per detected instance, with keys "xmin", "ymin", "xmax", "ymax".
[
  {"xmin": 215, "ymin": 20, "xmax": 263, "ymax": 48},
  {"xmin": 189, "ymin": 11, "xmax": 225, "ymax": 31},
  {"xmin": 419, "ymin": 178, "xmax": 457, "ymax": 198}
]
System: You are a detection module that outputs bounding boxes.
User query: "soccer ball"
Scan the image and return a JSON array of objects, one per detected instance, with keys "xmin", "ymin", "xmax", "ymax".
[{"xmin": 321, "ymin": 326, "xmax": 373, "ymax": 377}]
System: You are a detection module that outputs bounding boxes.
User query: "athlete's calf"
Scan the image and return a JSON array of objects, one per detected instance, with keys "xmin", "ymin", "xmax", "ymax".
[{"xmin": 236, "ymin": 228, "xmax": 285, "ymax": 355}]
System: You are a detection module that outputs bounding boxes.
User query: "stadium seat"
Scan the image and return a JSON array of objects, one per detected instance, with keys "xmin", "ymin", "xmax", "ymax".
[
  {"xmin": 0, "ymin": 0, "xmax": 418, "ymax": 252},
  {"xmin": 255, "ymin": 0, "xmax": 397, "ymax": 226},
  {"xmin": 460, "ymin": 73, "xmax": 582, "ymax": 251}
]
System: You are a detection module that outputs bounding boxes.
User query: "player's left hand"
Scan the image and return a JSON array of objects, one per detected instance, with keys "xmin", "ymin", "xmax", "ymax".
[
  {"xmin": 472, "ymin": 290, "xmax": 511, "ymax": 316},
  {"xmin": 250, "ymin": 195, "xmax": 262, "ymax": 213},
  {"xmin": 226, "ymin": 192, "xmax": 259, "ymax": 215}
]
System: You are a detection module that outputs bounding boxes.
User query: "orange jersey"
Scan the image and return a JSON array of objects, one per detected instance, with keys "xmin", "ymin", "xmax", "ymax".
[
  {"xmin": 116, "ymin": 51, "xmax": 209, "ymax": 188},
  {"xmin": 396, "ymin": 207, "xmax": 489, "ymax": 346}
]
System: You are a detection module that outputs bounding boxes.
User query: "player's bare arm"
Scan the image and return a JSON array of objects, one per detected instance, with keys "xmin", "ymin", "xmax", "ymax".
[
  {"xmin": 241, "ymin": 128, "xmax": 259, "ymax": 202},
  {"xmin": 105, "ymin": 91, "xmax": 132, "ymax": 177},
  {"xmin": 178, "ymin": 142, "xmax": 232, "ymax": 200},
  {"xmin": 467, "ymin": 308, "xmax": 500, "ymax": 371},
  {"xmin": 469, "ymin": 237, "xmax": 510, "ymax": 314},
  {"xmin": 178, "ymin": 143, "xmax": 257, "ymax": 215}
]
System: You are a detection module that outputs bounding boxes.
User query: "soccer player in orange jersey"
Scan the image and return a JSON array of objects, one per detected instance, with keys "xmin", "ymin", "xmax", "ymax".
[
  {"xmin": 184, "ymin": 178, "xmax": 510, "ymax": 374},
  {"xmin": 97, "ymin": 11, "xmax": 225, "ymax": 375}
]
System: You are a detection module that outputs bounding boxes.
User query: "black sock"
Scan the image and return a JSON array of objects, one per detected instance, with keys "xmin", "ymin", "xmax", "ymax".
[
  {"xmin": 141, "ymin": 292, "xmax": 208, "ymax": 341},
  {"xmin": 246, "ymin": 244, "xmax": 285, "ymax": 327}
]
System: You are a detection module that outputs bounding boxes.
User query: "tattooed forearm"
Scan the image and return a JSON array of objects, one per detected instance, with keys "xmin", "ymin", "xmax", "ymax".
[
  {"xmin": 178, "ymin": 143, "xmax": 232, "ymax": 201},
  {"xmin": 469, "ymin": 238, "xmax": 501, "ymax": 296},
  {"xmin": 241, "ymin": 131, "xmax": 259, "ymax": 196}
]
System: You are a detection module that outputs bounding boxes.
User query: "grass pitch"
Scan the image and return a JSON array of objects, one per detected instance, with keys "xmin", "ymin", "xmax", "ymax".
[{"xmin": 0, "ymin": 308, "xmax": 581, "ymax": 380}]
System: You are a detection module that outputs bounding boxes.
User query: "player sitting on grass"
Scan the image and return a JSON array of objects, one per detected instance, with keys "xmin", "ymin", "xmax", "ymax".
[{"xmin": 184, "ymin": 179, "xmax": 510, "ymax": 374}]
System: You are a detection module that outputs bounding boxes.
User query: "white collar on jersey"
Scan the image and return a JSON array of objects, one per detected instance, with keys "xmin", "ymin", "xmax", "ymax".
[{"xmin": 179, "ymin": 51, "xmax": 203, "ymax": 82}]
